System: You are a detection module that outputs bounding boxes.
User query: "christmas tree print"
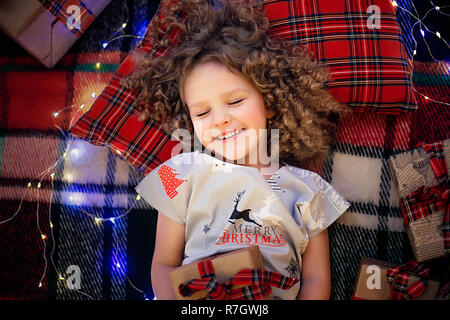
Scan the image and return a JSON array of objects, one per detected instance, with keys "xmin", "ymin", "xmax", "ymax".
[{"xmin": 158, "ymin": 165, "xmax": 185, "ymax": 199}]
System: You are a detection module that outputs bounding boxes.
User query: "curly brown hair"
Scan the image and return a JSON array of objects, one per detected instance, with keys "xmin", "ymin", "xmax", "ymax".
[{"xmin": 123, "ymin": 0, "xmax": 349, "ymax": 169}]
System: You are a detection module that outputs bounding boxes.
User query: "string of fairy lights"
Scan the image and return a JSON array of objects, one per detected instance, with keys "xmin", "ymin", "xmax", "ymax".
[
  {"xmin": 392, "ymin": 0, "xmax": 450, "ymax": 105},
  {"xmin": 0, "ymin": 0, "xmax": 449, "ymax": 301},
  {"xmin": 1, "ymin": 1, "xmax": 152, "ymax": 300}
]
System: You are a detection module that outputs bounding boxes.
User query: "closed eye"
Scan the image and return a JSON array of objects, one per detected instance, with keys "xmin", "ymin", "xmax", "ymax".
[
  {"xmin": 196, "ymin": 110, "xmax": 209, "ymax": 117},
  {"xmin": 194, "ymin": 99, "xmax": 244, "ymax": 117},
  {"xmin": 229, "ymin": 99, "xmax": 244, "ymax": 105}
]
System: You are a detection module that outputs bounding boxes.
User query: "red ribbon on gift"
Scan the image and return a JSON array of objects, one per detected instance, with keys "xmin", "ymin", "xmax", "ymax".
[
  {"xmin": 178, "ymin": 258, "xmax": 299, "ymax": 300},
  {"xmin": 38, "ymin": 0, "xmax": 97, "ymax": 37},
  {"xmin": 400, "ymin": 181, "xmax": 450, "ymax": 253},
  {"xmin": 386, "ymin": 260, "xmax": 430, "ymax": 300},
  {"xmin": 400, "ymin": 184, "xmax": 449, "ymax": 225},
  {"xmin": 420, "ymin": 141, "xmax": 449, "ymax": 185}
]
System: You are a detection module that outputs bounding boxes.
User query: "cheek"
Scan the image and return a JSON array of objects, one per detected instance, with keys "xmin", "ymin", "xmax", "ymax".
[
  {"xmin": 192, "ymin": 120, "xmax": 205, "ymax": 142},
  {"xmin": 241, "ymin": 102, "xmax": 268, "ymax": 129},
  {"xmin": 192, "ymin": 120, "xmax": 215, "ymax": 145}
]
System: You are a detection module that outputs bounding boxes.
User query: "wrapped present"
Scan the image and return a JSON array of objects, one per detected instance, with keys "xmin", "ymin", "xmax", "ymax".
[
  {"xmin": 400, "ymin": 184, "xmax": 449, "ymax": 262},
  {"xmin": 389, "ymin": 147, "xmax": 438, "ymax": 198},
  {"xmin": 0, "ymin": 0, "xmax": 111, "ymax": 68},
  {"xmin": 169, "ymin": 246, "xmax": 298, "ymax": 300},
  {"xmin": 390, "ymin": 139, "xmax": 450, "ymax": 262},
  {"xmin": 352, "ymin": 257, "xmax": 440, "ymax": 300}
]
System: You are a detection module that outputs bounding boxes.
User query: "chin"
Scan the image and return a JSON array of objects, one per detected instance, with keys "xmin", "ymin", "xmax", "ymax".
[{"xmin": 212, "ymin": 146, "xmax": 259, "ymax": 166}]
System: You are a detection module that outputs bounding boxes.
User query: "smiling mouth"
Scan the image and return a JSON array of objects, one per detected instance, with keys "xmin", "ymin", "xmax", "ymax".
[{"xmin": 215, "ymin": 129, "xmax": 244, "ymax": 141}]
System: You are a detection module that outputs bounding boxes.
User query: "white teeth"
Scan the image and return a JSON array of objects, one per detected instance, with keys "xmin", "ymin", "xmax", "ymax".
[{"xmin": 216, "ymin": 129, "xmax": 243, "ymax": 140}]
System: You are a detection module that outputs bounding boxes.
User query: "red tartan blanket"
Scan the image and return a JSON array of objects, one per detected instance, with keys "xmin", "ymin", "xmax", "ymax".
[{"xmin": 0, "ymin": 0, "xmax": 449, "ymax": 300}]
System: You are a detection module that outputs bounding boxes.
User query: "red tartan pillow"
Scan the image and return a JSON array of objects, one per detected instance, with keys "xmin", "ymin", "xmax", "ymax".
[
  {"xmin": 69, "ymin": 52, "xmax": 181, "ymax": 175},
  {"xmin": 70, "ymin": 0, "xmax": 417, "ymax": 174},
  {"xmin": 265, "ymin": 0, "xmax": 416, "ymax": 114}
]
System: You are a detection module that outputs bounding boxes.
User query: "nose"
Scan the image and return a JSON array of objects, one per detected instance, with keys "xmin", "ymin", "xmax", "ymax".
[{"xmin": 212, "ymin": 107, "xmax": 231, "ymax": 127}]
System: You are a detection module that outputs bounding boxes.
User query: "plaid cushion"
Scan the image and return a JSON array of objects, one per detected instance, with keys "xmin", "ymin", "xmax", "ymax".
[
  {"xmin": 69, "ymin": 0, "xmax": 417, "ymax": 174},
  {"xmin": 265, "ymin": 0, "xmax": 416, "ymax": 114},
  {"xmin": 69, "ymin": 0, "xmax": 182, "ymax": 175},
  {"xmin": 69, "ymin": 54, "xmax": 180, "ymax": 175}
]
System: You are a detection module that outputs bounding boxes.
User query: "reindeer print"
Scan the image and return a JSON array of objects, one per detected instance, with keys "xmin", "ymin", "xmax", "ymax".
[
  {"xmin": 228, "ymin": 190, "xmax": 262, "ymax": 227},
  {"xmin": 254, "ymin": 192, "xmax": 283, "ymax": 227}
]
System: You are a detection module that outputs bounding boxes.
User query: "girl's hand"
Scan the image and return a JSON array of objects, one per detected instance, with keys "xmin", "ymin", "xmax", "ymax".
[
  {"xmin": 151, "ymin": 212, "xmax": 185, "ymax": 300},
  {"xmin": 297, "ymin": 229, "xmax": 331, "ymax": 300}
]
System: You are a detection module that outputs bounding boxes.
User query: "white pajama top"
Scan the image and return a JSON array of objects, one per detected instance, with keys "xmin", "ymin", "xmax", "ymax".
[{"xmin": 136, "ymin": 151, "xmax": 350, "ymax": 299}]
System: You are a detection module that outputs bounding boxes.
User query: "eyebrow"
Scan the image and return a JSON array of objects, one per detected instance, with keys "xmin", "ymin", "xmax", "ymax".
[{"xmin": 188, "ymin": 89, "xmax": 248, "ymax": 109}]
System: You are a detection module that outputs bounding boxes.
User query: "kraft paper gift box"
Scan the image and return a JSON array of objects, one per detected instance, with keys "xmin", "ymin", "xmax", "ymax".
[
  {"xmin": 389, "ymin": 141, "xmax": 449, "ymax": 262},
  {"xmin": 353, "ymin": 257, "xmax": 440, "ymax": 300},
  {"xmin": 169, "ymin": 246, "xmax": 273, "ymax": 300},
  {"xmin": 0, "ymin": 0, "xmax": 111, "ymax": 68}
]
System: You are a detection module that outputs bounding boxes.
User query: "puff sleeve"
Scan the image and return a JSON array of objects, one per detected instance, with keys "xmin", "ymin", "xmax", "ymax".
[
  {"xmin": 289, "ymin": 168, "xmax": 350, "ymax": 239},
  {"xmin": 135, "ymin": 153, "xmax": 193, "ymax": 225}
]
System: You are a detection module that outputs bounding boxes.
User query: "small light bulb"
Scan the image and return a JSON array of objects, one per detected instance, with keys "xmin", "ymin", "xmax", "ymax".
[
  {"xmin": 27, "ymin": 182, "xmax": 32, "ymax": 188},
  {"xmin": 436, "ymin": 6, "xmax": 440, "ymax": 11},
  {"xmin": 424, "ymin": 96, "xmax": 430, "ymax": 100},
  {"xmin": 80, "ymin": 104, "xmax": 85, "ymax": 109},
  {"xmin": 413, "ymin": 49, "xmax": 417, "ymax": 55},
  {"xmin": 53, "ymin": 112, "xmax": 59, "ymax": 118},
  {"xmin": 102, "ymin": 42, "xmax": 108, "ymax": 48},
  {"xmin": 116, "ymin": 262, "xmax": 121, "ymax": 268},
  {"xmin": 70, "ymin": 148, "xmax": 79, "ymax": 157},
  {"xmin": 50, "ymin": 222, "xmax": 54, "ymax": 229},
  {"xmin": 50, "ymin": 173, "xmax": 55, "ymax": 180},
  {"xmin": 136, "ymin": 194, "xmax": 141, "ymax": 201},
  {"xmin": 436, "ymin": 31, "xmax": 441, "ymax": 39},
  {"xmin": 91, "ymin": 92, "xmax": 96, "ymax": 98},
  {"xmin": 37, "ymin": 182, "xmax": 41, "ymax": 189},
  {"xmin": 95, "ymin": 62, "xmax": 101, "ymax": 69},
  {"xmin": 63, "ymin": 151, "xmax": 68, "ymax": 158},
  {"xmin": 41, "ymin": 234, "xmax": 47, "ymax": 240},
  {"xmin": 38, "ymin": 282, "xmax": 43, "ymax": 288},
  {"xmin": 58, "ymin": 274, "xmax": 65, "ymax": 280},
  {"xmin": 94, "ymin": 217, "xmax": 102, "ymax": 224},
  {"xmin": 109, "ymin": 217, "xmax": 115, "ymax": 224},
  {"xmin": 420, "ymin": 29, "xmax": 425, "ymax": 37},
  {"xmin": 122, "ymin": 22, "xmax": 127, "ymax": 28},
  {"xmin": 391, "ymin": 0, "xmax": 398, "ymax": 7}
]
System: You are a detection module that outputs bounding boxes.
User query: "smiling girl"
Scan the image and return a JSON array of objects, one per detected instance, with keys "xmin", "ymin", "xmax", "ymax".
[{"xmin": 125, "ymin": 0, "xmax": 350, "ymax": 300}]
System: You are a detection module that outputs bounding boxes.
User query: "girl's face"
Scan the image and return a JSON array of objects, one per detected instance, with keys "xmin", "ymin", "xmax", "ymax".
[{"xmin": 183, "ymin": 61, "xmax": 272, "ymax": 166}]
